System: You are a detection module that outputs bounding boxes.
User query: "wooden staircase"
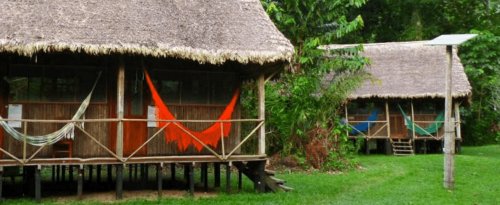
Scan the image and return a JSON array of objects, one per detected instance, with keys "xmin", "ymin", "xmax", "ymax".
[
  {"xmin": 233, "ymin": 161, "xmax": 293, "ymax": 192},
  {"xmin": 391, "ymin": 139, "xmax": 414, "ymax": 156}
]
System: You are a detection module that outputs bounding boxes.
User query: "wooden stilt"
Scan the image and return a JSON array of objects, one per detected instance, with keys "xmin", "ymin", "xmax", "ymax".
[
  {"xmin": 238, "ymin": 169, "xmax": 242, "ymax": 192},
  {"xmin": 200, "ymin": 163, "xmax": 206, "ymax": 184},
  {"xmin": 202, "ymin": 163, "xmax": 208, "ymax": 192},
  {"xmin": 140, "ymin": 164, "xmax": 146, "ymax": 188},
  {"xmin": 424, "ymin": 140, "xmax": 427, "ymax": 154},
  {"xmin": 61, "ymin": 165, "xmax": 66, "ymax": 182},
  {"xmin": 257, "ymin": 161, "xmax": 265, "ymax": 193},
  {"xmin": 88, "ymin": 165, "xmax": 93, "ymax": 183},
  {"xmin": 56, "ymin": 165, "xmax": 60, "ymax": 182},
  {"xmin": 183, "ymin": 164, "xmax": 189, "ymax": 185},
  {"xmin": 0, "ymin": 167, "xmax": 3, "ymax": 200},
  {"xmin": 226, "ymin": 163, "xmax": 231, "ymax": 194},
  {"xmin": 116, "ymin": 165, "xmax": 123, "ymax": 200},
  {"xmin": 134, "ymin": 164, "xmax": 138, "ymax": 181},
  {"xmin": 96, "ymin": 165, "xmax": 102, "ymax": 183},
  {"xmin": 214, "ymin": 162, "xmax": 220, "ymax": 188},
  {"xmin": 107, "ymin": 164, "xmax": 112, "ymax": 186},
  {"xmin": 365, "ymin": 139, "xmax": 370, "ymax": 154},
  {"xmin": 128, "ymin": 164, "xmax": 133, "ymax": 182},
  {"xmin": 170, "ymin": 163, "xmax": 176, "ymax": 181},
  {"xmin": 77, "ymin": 165, "xmax": 83, "ymax": 200},
  {"xmin": 188, "ymin": 163, "xmax": 194, "ymax": 196},
  {"xmin": 35, "ymin": 165, "xmax": 41, "ymax": 203},
  {"xmin": 69, "ymin": 165, "xmax": 74, "ymax": 182},
  {"xmin": 385, "ymin": 139, "xmax": 392, "ymax": 155},
  {"xmin": 157, "ymin": 164, "xmax": 163, "ymax": 198},
  {"xmin": 52, "ymin": 165, "xmax": 56, "ymax": 182}
]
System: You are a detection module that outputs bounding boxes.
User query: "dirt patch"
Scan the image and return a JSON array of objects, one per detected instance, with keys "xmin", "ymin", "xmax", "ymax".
[{"xmin": 50, "ymin": 190, "xmax": 217, "ymax": 204}]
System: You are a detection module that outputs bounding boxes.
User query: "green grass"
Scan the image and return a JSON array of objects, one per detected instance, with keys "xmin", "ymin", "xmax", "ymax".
[{"xmin": 4, "ymin": 145, "xmax": 499, "ymax": 204}]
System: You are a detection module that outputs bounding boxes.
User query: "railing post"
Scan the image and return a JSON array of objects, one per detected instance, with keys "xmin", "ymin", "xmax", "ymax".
[
  {"xmin": 257, "ymin": 74, "xmax": 266, "ymax": 155},
  {"xmin": 23, "ymin": 121, "xmax": 27, "ymax": 162},
  {"xmin": 116, "ymin": 60, "xmax": 125, "ymax": 160}
]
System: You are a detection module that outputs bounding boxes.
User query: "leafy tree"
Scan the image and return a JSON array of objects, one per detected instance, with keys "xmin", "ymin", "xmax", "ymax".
[{"xmin": 256, "ymin": 0, "xmax": 369, "ymax": 170}]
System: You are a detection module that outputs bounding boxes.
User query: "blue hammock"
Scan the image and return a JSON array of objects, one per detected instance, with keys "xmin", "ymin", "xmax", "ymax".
[{"xmin": 349, "ymin": 109, "xmax": 379, "ymax": 135}]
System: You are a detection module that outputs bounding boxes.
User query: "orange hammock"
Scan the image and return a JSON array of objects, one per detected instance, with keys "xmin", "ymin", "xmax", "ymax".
[{"xmin": 144, "ymin": 70, "xmax": 239, "ymax": 152}]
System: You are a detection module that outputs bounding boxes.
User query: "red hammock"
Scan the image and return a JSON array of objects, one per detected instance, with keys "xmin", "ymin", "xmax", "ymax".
[{"xmin": 144, "ymin": 70, "xmax": 239, "ymax": 152}]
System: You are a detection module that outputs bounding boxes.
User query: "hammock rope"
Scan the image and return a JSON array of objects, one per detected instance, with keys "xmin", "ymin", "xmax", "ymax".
[
  {"xmin": 0, "ymin": 72, "xmax": 102, "ymax": 146},
  {"xmin": 144, "ymin": 70, "xmax": 239, "ymax": 152},
  {"xmin": 397, "ymin": 105, "xmax": 444, "ymax": 136},
  {"xmin": 349, "ymin": 109, "xmax": 379, "ymax": 135}
]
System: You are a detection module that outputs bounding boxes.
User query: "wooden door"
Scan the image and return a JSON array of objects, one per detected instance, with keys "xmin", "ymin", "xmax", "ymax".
[
  {"xmin": 390, "ymin": 115, "xmax": 408, "ymax": 138},
  {"xmin": 122, "ymin": 70, "xmax": 147, "ymax": 156}
]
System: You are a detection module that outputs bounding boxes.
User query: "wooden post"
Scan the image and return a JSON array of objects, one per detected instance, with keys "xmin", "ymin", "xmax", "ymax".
[
  {"xmin": 69, "ymin": 165, "xmax": 74, "ymax": 182},
  {"xmin": 214, "ymin": 162, "xmax": 220, "ymax": 188},
  {"xmin": 345, "ymin": 106, "xmax": 349, "ymax": 138},
  {"xmin": 226, "ymin": 162, "xmax": 231, "ymax": 194},
  {"xmin": 96, "ymin": 165, "xmax": 102, "ymax": 183},
  {"xmin": 157, "ymin": 163, "xmax": 163, "ymax": 198},
  {"xmin": 107, "ymin": 164, "xmax": 112, "ymax": 185},
  {"xmin": 256, "ymin": 161, "xmax": 265, "ymax": 193},
  {"xmin": 56, "ymin": 165, "xmax": 60, "ymax": 182},
  {"xmin": 188, "ymin": 163, "xmax": 194, "ymax": 196},
  {"xmin": 257, "ymin": 74, "xmax": 266, "ymax": 155},
  {"xmin": 116, "ymin": 165, "xmax": 123, "ymax": 200},
  {"xmin": 202, "ymin": 163, "xmax": 208, "ymax": 192},
  {"xmin": 51, "ymin": 165, "xmax": 55, "ymax": 182},
  {"xmin": 443, "ymin": 45, "xmax": 455, "ymax": 189},
  {"xmin": 128, "ymin": 164, "xmax": 133, "ymax": 182},
  {"xmin": 116, "ymin": 61, "xmax": 125, "ymax": 160},
  {"xmin": 385, "ymin": 102, "xmax": 392, "ymax": 155},
  {"xmin": 0, "ymin": 166, "xmax": 3, "ymax": 200},
  {"xmin": 88, "ymin": 165, "xmax": 93, "ymax": 183},
  {"xmin": 454, "ymin": 103, "xmax": 462, "ymax": 140},
  {"xmin": 35, "ymin": 165, "xmax": 41, "ymax": 203},
  {"xmin": 170, "ymin": 163, "xmax": 176, "ymax": 182},
  {"xmin": 77, "ymin": 165, "xmax": 83, "ymax": 200},
  {"xmin": 410, "ymin": 101, "xmax": 416, "ymax": 140},
  {"xmin": 238, "ymin": 169, "xmax": 242, "ymax": 192},
  {"xmin": 61, "ymin": 165, "xmax": 66, "ymax": 182}
]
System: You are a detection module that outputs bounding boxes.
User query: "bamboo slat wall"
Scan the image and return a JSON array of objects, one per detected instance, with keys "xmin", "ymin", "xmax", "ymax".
[{"xmin": 2, "ymin": 103, "xmax": 108, "ymax": 159}]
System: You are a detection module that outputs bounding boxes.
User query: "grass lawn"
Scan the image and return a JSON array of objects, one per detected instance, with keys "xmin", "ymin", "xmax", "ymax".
[{"xmin": 4, "ymin": 145, "xmax": 499, "ymax": 204}]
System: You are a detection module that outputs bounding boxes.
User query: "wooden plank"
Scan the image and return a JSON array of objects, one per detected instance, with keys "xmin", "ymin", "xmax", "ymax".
[
  {"xmin": 257, "ymin": 74, "xmax": 266, "ymax": 155},
  {"xmin": 116, "ymin": 62, "xmax": 125, "ymax": 159}
]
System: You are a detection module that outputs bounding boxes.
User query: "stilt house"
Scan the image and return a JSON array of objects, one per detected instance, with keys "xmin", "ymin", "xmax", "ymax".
[
  {"xmin": 325, "ymin": 41, "xmax": 471, "ymax": 155},
  {"xmin": 0, "ymin": 0, "xmax": 293, "ymax": 199}
]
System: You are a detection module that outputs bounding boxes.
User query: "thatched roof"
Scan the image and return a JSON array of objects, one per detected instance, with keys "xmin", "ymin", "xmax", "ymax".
[
  {"xmin": 324, "ymin": 41, "xmax": 471, "ymax": 99},
  {"xmin": 0, "ymin": 0, "xmax": 293, "ymax": 65}
]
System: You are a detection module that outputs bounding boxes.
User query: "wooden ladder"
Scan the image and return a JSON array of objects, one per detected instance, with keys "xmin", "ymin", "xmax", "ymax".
[
  {"xmin": 391, "ymin": 139, "xmax": 414, "ymax": 156},
  {"xmin": 233, "ymin": 161, "xmax": 293, "ymax": 192}
]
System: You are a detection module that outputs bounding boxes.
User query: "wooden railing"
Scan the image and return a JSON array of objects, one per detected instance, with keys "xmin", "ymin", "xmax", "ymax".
[
  {"xmin": 346, "ymin": 120, "xmax": 390, "ymax": 139},
  {"xmin": 0, "ymin": 118, "xmax": 264, "ymax": 166}
]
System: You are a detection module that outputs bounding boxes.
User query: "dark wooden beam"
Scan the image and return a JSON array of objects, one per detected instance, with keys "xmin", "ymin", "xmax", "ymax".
[
  {"xmin": 35, "ymin": 165, "xmax": 41, "ymax": 203},
  {"xmin": 77, "ymin": 165, "xmax": 83, "ymax": 200},
  {"xmin": 226, "ymin": 163, "xmax": 231, "ymax": 193},
  {"xmin": 157, "ymin": 163, "xmax": 163, "ymax": 198},
  {"xmin": 214, "ymin": 162, "xmax": 220, "ymax": 188},
  {"xmin": 116, "ymin": 165, "xmax": 123, "ymax": 200},
  {"xmin": 188, "ymin": 163, "xmax": 194, "ymax": 196}
]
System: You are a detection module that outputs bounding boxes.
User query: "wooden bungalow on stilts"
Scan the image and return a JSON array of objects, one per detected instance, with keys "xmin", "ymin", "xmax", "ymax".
[
  {"xmin": 0, "ymin": 0, "xmax": 293, "ymax": 201},
  {"xmin": 324, "ymin": 41, "xmax": 471, "ymax": 155}
]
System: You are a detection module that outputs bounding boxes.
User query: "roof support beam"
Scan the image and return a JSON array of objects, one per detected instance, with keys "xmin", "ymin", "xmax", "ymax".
[{"xmin": 257, "ymin": 74, "xmax": 266, "ymax": 155}]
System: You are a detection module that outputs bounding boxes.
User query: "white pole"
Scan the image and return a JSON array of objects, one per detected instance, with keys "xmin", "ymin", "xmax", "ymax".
[{"xmin": 443, "ymin": 45, "xmax": 455, "ymax": 189}]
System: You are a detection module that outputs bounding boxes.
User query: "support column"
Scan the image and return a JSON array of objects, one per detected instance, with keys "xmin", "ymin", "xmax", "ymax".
[
  {"xmin": 69, "ymin": 165, "xmax": 74, "ymax": 182},
  {"xmin": 116, "ymin": 165, "xmax": 123, "ymax": 200},
  {"xmin": 77, "ymin": 165, "xmax": 83, "ymax": 200},
  {"xmin": 257, "ymin": 74, "xmax": 266, "ymax": 155},
  {"xmin": 88, "ymin": 165, "xmax": 93, "ymax": 183},
  {"xmin": 226, "ymin": 162, "xmax": 231, "ymax": 194},
  {"xmin": 35, "ymin": 165, "xmax": 41, "ymax": 203},
  {"xmin": 116, "ymin": 61, "xmax": 125, "ymax": 160},
  {"xmin": 201, "ymin": 163, "xmax": 208, "ymax": 192},
  {"xmin": 214, "ymin": 163, "xmax": 220, "ymax": 188},
  {"xmin": 107, "ymin": 164, "xmax": 112, "ymax": 185},
  {"xmin": 188, "ymin": 163, "xmax": 194, "ymax": 196},
  {"xmin": 255, "ymin": 161, "xmax": 265, "ymax": 193},
  {"xmin": 238, "ymin": 169, "xmax": 242, "ymax": 192},
  {"xmin": 0, "ymin": 166, "xmax": 3, "ymax": 200},
  {"xmin": 96, "ymin": 165, "xmax": 102, "ymax": 183},
  {"xmin": 170, "ymin": 163, "xmax": 176, "ymax": 181},
  {"xmin": 385, "ymin": 101, "xmax": 392, "ymax": 155},
  {"xmin": 443, "ymin": 45, "xmax": 455, "ymax": 189},
  {"xmin": 157, "ymin": 163, "xmax": 163, "ymax": 198}
]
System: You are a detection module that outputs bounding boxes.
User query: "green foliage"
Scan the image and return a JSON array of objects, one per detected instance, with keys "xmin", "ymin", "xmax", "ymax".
[
  {"xmin": 257, "ymin": 0, "xmax": 369, "ymax": 170},
  {"xmin": 459, "ymin": 30, "xmax": 500, "ymax": 145}
]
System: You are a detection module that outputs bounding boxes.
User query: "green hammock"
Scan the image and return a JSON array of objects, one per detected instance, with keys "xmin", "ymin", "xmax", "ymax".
[{"xmin": 397, "ymin": 105, "xmax": 444, "ymax": 136}]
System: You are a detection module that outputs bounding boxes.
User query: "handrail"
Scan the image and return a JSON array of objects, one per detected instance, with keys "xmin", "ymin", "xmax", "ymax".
[{"xmin": 0, "ymin": 118, "xmax": 263, "ymax": 165}]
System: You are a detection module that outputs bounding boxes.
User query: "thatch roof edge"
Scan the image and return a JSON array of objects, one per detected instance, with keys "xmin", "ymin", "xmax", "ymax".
[
  {"xmin": 348, "ymin": 91, "xmax": 471, "ymax": 100},
  {"xmin": 0, "ymin": 40, "xmax": 293, "ymax": 65}
]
